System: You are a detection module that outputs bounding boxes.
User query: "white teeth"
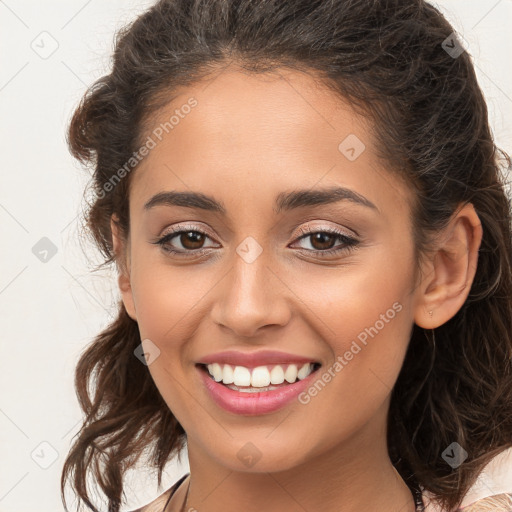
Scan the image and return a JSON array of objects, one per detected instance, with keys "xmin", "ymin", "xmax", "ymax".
[
  {"xmin": 251, "ymin": 366, "xmax": 271, "ymax": 387},
  {"xmin": 297, "ymin": 363, "xmax": 312, "ymax": 380},
  {"xmin": 206, "ymin": 362, "xmax": 316, "ymax": 387},
  {"xmin": 269, "ymin": 365, "xmax": 285, "ymax": 384},
  {"xmin": 222, "ymin": 364, "xmax": 234, "ymax": 384},
  {"xmin": 228, "ymin": 384, "xmax": 281, "ymax": 393},
  {"xmin": 233, "ymin": 366, "xmax": 251, "ymax": 386},
  {"xmin": 210, "ymin": 363, "xmax": 223, "ymax": 382},
  {"xmin": 284, "ymin": 364, "xmax": 298, "ymax": 383}
]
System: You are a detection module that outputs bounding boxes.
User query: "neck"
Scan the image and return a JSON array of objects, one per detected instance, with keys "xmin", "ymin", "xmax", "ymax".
[{"xmin": 178, "ymin": 411, "xmax": 416, "ymax": 512}]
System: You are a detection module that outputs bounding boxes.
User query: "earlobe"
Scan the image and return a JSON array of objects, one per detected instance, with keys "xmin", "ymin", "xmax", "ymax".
[
  {"xmin": 414, "ymin": 203, "xmax": 483, "ymax": 329},
  {"xmin": 110, "ymin": 215, "xmax": 138, "ymax": 321}
]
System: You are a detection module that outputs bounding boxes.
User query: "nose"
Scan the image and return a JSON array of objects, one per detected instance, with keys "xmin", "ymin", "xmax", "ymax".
[{"xmin": 210, "ymin": 251, "xmax": 292, "ymax": 339}]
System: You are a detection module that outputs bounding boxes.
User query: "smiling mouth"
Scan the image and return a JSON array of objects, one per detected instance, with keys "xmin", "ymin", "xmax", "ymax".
[{"xmin": 196, "ymin": 362, "xmax": 322, "ymax": 391}]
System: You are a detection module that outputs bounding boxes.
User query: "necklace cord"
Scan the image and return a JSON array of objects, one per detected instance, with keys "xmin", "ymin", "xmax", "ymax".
[
  {"xmin": 167, "ymin": 474, "xmax": 423, "ymax": 511},
  {"xmin": 179, "ymin": 479, "xmax": 190, "ymax": 512}
]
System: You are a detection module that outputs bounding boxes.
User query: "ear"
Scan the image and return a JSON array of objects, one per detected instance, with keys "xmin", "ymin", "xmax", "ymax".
[
  {"xmin": 413, "ymin": 202, "xmax": 483, "ymax": 329},
  {"xmin": 111, "ymin": 214, "xmax": 137, "ymax": 321}
]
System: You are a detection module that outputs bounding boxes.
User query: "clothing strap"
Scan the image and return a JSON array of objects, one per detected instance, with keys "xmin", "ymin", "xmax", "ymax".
[
  {"xmin": 162, "ymin": 473, "xmax": 189, "ymax": 512},
  {"xmin": 413, "ymin": 484, "xmax": 426, "ymax": 512}
]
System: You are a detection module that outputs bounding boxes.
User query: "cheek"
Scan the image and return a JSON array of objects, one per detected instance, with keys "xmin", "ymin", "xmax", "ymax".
[
  {"xmin": 291, "ymin": 258, "xmax": 414, "ymax": 397},
  {"xmin": 129, "ymin": 254, "xmax": 217, "ymax": 343},
  {"xmin": 286, "ymin": 277, "xmax": 413, "ymax": 450}
]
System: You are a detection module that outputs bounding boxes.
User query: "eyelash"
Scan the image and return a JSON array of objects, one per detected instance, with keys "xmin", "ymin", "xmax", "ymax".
[{"xmin": 152, "ymin": 224, "xmax": 360, "ymax": 259}]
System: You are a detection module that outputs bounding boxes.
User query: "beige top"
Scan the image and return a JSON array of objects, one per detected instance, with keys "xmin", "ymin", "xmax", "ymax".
[
  {"xmin": 129, "ymin": 473, "xmax": 188, "ymax": 512},
  {"xmin": 423, "ymin": 447, "xmax": 512, "ymax": 511}
]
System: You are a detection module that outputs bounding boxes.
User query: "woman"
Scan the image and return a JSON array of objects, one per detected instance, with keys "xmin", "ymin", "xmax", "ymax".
[{"xmin": 60, "ymin": 1, "xmax": 512, "ymax": 511}]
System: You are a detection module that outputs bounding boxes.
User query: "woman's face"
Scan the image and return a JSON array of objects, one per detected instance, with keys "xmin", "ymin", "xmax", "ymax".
[{"xmin": 117, "ymin": 68, "xmax": 423, "ymax": 473}]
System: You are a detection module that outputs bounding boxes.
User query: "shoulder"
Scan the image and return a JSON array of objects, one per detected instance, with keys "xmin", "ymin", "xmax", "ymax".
[
  {"xmin": 131, "ymin": 489, "xmax": 173, "ymax": 512},
  {"xmin": 128, "ymin": 473, "xmax": 189, "ymax": 512},
  {"xmin": 458, "ymin": 447, "xmax": 512, "ymax": 509},
  {"xmin": 423, "ymin": 447, "xmax": 512, "ymax": 512},
  {"xmin": 460, "ymin": 493, "xmax": 512, "ymax": 511},
  {"xmin": 423, "ymin": 492, "xmax": 512, "ymax": 512}
]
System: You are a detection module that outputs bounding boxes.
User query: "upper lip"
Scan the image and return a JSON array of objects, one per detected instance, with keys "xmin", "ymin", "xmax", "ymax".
[{"xmin": 197, "ymin": 350, "xmax": 321, "ymax": 368}]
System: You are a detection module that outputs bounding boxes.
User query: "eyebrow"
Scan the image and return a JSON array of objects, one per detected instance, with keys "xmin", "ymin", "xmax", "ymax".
[{"xmin": 143, "ymin": 186, "xmax": 379, "ymax": 214}]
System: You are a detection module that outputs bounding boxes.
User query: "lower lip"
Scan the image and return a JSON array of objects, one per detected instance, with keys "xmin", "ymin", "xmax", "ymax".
[{"xmin": 197, "ymin": 365, "xmax": 320, "ymax": 415}]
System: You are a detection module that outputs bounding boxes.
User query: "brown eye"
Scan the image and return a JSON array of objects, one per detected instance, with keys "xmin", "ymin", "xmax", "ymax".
[
  {"xmin": 179, "ymin": 231, "xmax": 206, "ymax": 250},
  {"xmin": 308, "ymin": 232, "xmax": 337, "ymax": 251},
  {"xmin": 152, "ymin": 225, "xmax": 219, "ymax": 256},
  {"xmin": 292, "ymin": 227, "xmax": 360, "ymax": 257}
]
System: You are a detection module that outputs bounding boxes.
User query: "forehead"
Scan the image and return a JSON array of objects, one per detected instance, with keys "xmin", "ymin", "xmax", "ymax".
[{"xmin": 130, "ymin": 68, "xmax": 413, "ymax": 218}]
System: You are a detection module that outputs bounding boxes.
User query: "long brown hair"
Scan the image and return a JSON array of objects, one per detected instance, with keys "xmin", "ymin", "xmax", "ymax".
[{"xmin": 61, "ymin": 1, "xmax": 512, "ymax": 510}]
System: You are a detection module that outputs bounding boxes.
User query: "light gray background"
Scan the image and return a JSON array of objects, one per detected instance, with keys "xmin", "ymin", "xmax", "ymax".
[{"xmin": 0, "ymin": 1, "xmax": 511, "ymax": 511}]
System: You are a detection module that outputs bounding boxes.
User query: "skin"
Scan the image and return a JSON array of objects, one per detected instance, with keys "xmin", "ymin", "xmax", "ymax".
[{"xmin": 111, "ymin": 65, "xmax": 483, "ymax": 512}]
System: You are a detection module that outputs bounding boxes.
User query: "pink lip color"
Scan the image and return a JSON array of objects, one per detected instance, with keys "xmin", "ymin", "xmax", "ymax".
[
  {"xmin": 197, "ymin": 365, "xmax": 318, "ymax": 416},
  {"xmin": 197, "ymin": 350, "xmax": 320, "ymax": 369}
]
